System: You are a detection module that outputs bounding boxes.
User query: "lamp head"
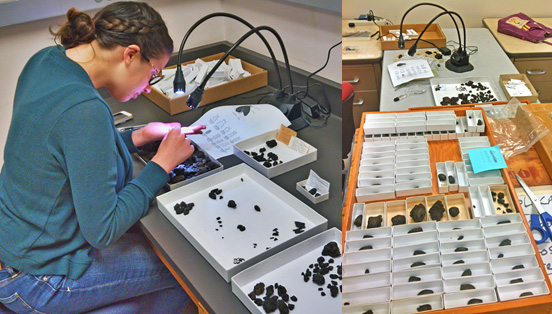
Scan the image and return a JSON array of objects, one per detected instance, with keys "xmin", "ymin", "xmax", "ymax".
[
  {"xmin": 398, "ymin": 34, "xmax": 405, "ymax": 49},
  {"xmin": 173, "ymin": 67, "xmax": 186, "ymax": 95},
  {"xmin": 407, "ymin": 44, "xmax": 417, "ymax": 56},
  {"xmin": 186, "ymin": 86, "xmax": 204, "ymax": 110}
]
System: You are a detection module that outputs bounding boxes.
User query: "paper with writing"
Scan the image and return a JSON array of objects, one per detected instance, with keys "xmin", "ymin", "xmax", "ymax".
[
  {"xmin": 468, "ymin": 145, "xmax": 508, "ymax": 173},
  {"xmin": 288, "ymin": 136, "xmax": 310, "ymax": 154},
  {"xmin": 276, "ymin": 124, "xmax": 297, "ymax": 145},
  {"xmin": 305, "ymin": 170, "xmax": 330, "ymax": 195}
]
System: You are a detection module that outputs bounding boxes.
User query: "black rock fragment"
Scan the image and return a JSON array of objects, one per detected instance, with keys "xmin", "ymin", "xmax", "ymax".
[
  {"xmin": 362, "ymin": 311, "xmax": 373, "ymax": 314},
  {"xmin": 266, "ymin": 139, "xmax": 278, "ymax": 148},
  {"xmin": 429, "ymin": 200, "xmax": 445, "ymax": 221},
  {"xmin": 365, "ymin": 268, "xmax": 370, "ymax": 274},
  {"xmin": 458, "ymin": 235, "xmax": 464, "ymax": 240},
  {"xmin": 313, "ymin": 273, "xmax": 325, "ymax": 285},
  {"xmin": 513, "ymin": 265, "xmax": 525, "ymax": 270},
  {"xmin": 409, "ymin": 276, "xmax": 421, "ymax": 282},
  {"xmin": 453, "ymin": 259, "xmax": 465, "ymax": 265},
  {"xmin": 510, "ymin": 278, "xmax": 524, "ymax": 284},
  {"xmin": 363, "ymin": 235, "xmax": 373, "ymax": 239},
  {"xmin": 391, "ymin": 215, "xmax": 406, "ymax": 226},
  {"xmin": 520, "ymin": 292, "xmax": 534, "ymax": 297},
  {"xmin": 438, "ymin": 173, "xmax": 447, "ymax": 182},
  {"xmin": 410, "ymin": 204, "xmax": 427, "ymax": 222},
  {"xmin": 411, "ymin": 261, "xmax": 426, "ymax": 268},
  {"xmin": 227, "ymin": 200, "xmax": 237, "ymax": 208},
  {"xmin": 359, "ymin": 245, "xmax": 373, "ymax": 251},
  {"xmin": 461, "ymin": 269, "xmax": 472, "ymax": 277},
  {"xmin": 455, "ymin": 247, "xmax": 468, "ymax": 252},
  {"xmin": 448, "ymin": 175, "xmax": 456, "ymax": 184},
  {"xmin": 254, "ymin": 282, "xmax": 265, "ymax": 295},
  {"xmin": 497, "ymin": 220, "xmax": 511, "ymax": 225},
  {"xmin": 237, "ymin": 225, "xmax": 246, "ymax": 231},
  {"xmin": 263, "ymin": 296, "xmax": 279, "ymax": 313},
  {"xmin": 417, "ymin": 304, "xmax": 432, "ymax": 312},
  {"xmin": 353, "ymin": 214, "xmax": 363, "ymax": 227},
  {"xmin": 254, "ymin": 205, "xmax": 261, "ymax": 212},
  {"xmin": 322, "ymin": 242, "xmax": 341, "ymax": 258},
  {"xmin": 460, "ymin": 284, "xmax": 476, "ymax": 290},
  {"xmin": 498, "ymin": 253, "xmax": 504, "ymax": 258},
  {"xmin": 468, "ymin": 298, "xmax": 483, "ymax": 305},
  {"xmin": 413, "ymin": 250, "xmax": 426, "ymax": 256},
  {"xmin": 367, "ymin": 215, "xmax": 383, "ymax": 228},
  {"xmin": 408, "ymin": 227, "xmax": 423, "ymax": 234},
  {"xmin": 499, "ymin": 239, "xmax": 511, "ymax": 247},
  {"xmin": 418, "ymin": 289, "xmax": 434, "ymax": 295}
]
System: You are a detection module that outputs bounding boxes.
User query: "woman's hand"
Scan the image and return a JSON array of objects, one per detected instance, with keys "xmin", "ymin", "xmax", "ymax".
[
  {"xmin": 150, "ymin": 128, "xmax": 195, "ymax": 174},
  {"xmin": 132, "ymin": 122, "xmax": 181, "ymax": 147}
]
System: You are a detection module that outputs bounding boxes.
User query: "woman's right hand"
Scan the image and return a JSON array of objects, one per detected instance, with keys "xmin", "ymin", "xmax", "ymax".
[{"xmin": 150, "ymin": 128, "xmax": 195, "ymax": 174}]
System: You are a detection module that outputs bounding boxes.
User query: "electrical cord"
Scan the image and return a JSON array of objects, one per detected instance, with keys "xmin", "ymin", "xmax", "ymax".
[{"xmin": 447, "ymin": 40, "xmax": 478, "ymax": 55}]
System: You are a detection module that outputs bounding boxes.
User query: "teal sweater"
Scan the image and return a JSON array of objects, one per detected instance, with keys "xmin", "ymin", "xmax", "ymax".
[{"xmin": 0, "ymin": 46, "xmax": 169, "ymax": 279}]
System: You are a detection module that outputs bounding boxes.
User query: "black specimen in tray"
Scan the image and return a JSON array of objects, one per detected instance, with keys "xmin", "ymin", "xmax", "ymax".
[
  {"xmin": 301, "ymin": 242, "xmax": 342, "ymax": 299},
  {"xmin": 448, "ymin": 206, "xmax": 460, "ymax": 218},
  {"xmin": 367, "ymin": 215, "xmax": 383, "ymax": 228},
  {"xmin": 408, "ymin": 227, "xmax": 423, "ymax": 234},
  {"xmin": 137, "ymin": 141, "xmax": 220, "ymax": 184},
  {"xmin": 417, "ymin": 304, "xmax": 432, "ymax": 312},
  {"xmin": 391, "ymin": 215, "xmax": 406, "ymax": 226},
  {"xmin": 468, "ymin": 298, "xmax": 483, "ymax": 305},
  {"xmin": 410, "ymin": 204, "xmax": 426, "ymax": 222},
  {"xmin": 353, "ymin": 214, "xmax": 363, "ymax": 228},
  {"xmin": 249, "ymin": 281, "xmax": 296, "ymax": 313},
  {"xmin": 461, "ymin": 269, "xmax": 472, "ymax": 277},
  {"xmin": 429, "ymin": 200, "xmax": 445, "ymax": 221}
]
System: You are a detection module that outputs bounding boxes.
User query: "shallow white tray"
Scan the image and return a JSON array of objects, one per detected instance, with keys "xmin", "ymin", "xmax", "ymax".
[
  {"xmin": 157, "ymin": 164, "xmax": 327, "ymax": 282},
  {"xmin": 430, "ymin": 76, "xmax": 502, "ymax": 106},
  {"xmin": 233, "ymin": 129, "xmax": 317, "ymax": 178},
  {"xmin": 232, "ymin": 228, "xmax": 341, "ymax": 314}
]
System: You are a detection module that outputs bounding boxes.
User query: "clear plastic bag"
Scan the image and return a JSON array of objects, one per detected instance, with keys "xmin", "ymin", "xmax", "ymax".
[{"xmin": 485, "ymin": 98, "xmax": 549, "ymax": 159}]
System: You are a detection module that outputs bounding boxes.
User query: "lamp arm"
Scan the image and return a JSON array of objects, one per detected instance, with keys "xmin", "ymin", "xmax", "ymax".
[
  {"xmin": 198, "ymin": 25, "xmax": 293, "ymax": 93},
  {"xmin": 399, "ymin": 2, "xmax": 461, "ymax": 50},
  {"xmin": 408, "ymin": 10, "xmax": 466, "ymax": 55},
  {"xmin": 176, "ymin": 12, "xmax": 283, "ymax": 89}
]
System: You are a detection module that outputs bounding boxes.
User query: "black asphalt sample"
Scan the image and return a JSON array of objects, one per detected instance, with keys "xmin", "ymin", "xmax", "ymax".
[
  {"xmin": 391, "ymin": 215, "xmax": 406, "ymax": 226},
  {"xmin": 458, "ymin": 235, "xmax": 464, "ymax": 240},
  {"xmin": 367, "ymin": 215, "xmax": 383, "ymax": 228},
  {"xmin": 362, "ymin": 311, "xmax": 373, "ymax": 314},
  {"xmin": 468, "ymin": 298, "xmax": 483, "ymax": 305},
  {"xmin": 455, "ymin": 247, "xmax": 468, "ymax": 252},
  {"xmin": 322, "ymin": 242, "xmax": 341, "ymax": 258},
  {"xmin": 417, "ymin": 304, "xmax": 432, "ymax": 312},
  {"xmin": 254, "ymin": 205, "xmax": 261, "ymax": 212},
  {"xmin": 413, "ymin": 250, "xmax": 426, "ymax": 256},
  {"xmin": 461, "ymin": 269, "xmax": 472, "ymax": 277},
  {"xmin": 498, "ymin": 253, "xmax": 504, "ymax": 258},
  {"xmin": 408, "ymin": 227, "xmax": 423, "ymax": 234},
  {"xmin": 353, "ymin": 214, "xmax": 363, "ymax": 227},
  {"xmin": 254, "ymin": 282, "xmax": 265, "ymax": 295},
  {"xmin": 448, "ymin": 175, "xmax": 456, "ymax": 184},
  {"xmin": 237, "ymin": 225, "xmax": 246, "ymax": 232},
  {"xmin": 497, "ymin": 220, "xmax": 511, "ymax": 225},
  {"xmin": 429, "ymin": 200, "xmax": 445, "ymax": 221},
  {"xmin": 499, "ymin": 239, "xmax": 512, "ymax": 247},
  {"xmin": 460, "ymin": 284, "xmax": 476, "ymax": 290},
  {"xmin": 359, "ymin": 245, "xmax": 373, "ymax": 251},
  {"xmin": 510, "ymin": 278, "xmax": 524, "ymax": 284},
  {"xmin": 520, "ymin": 292, "xmax": 534, "ymax": 297},
  {"xmin": 410, "ymin": 204, "xmax": 427, "ymax": 222},
  {"xmin": 449, "ymin": 206, "xmax": 460, "ymax": 217},
  {"xmin": 453, "ymin": 260, "xmax": 465, "ymax": 265},
  {"xmin": 409, "ymin": 276, "xmax": 421, "ymax": 282},
  {"xmin": 227, "ymin": 200, "xmax": 237, "ymax": 208},
  {"xmin": 438, "ymin": 173, "xmax": 447, "ymax": 182},
  {"xmin": 363, "ymin": 235, "xmax": 373, "ymax": 239},
  {"xmin": 418, "ymin": 289, "xmax": 434, "ymax": 296},
  {"xmin": 266, "ymin": 139, "xmax": 278, "ymax": 148},
  {"xmin": 512, "ymin": 265, "xmax": 525, "ymax": 270},
  {"xmin": 411, "ymin": 261, "xmax": 426, "ymax": 268}
]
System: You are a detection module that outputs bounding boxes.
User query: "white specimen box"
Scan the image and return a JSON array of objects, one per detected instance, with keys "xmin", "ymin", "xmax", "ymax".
[
  {"xmin": 364, "ymin": 122, "xmax": 396, "ymax": 135},
  {"xmin": 392, "ymin": 252, "xmax": 441, "ymax": 272},
  {"xmin": 488, "ymin": 243, "xmax": 535, "ymax": 260},
  {"xmin": 489, "ymin": 184, "xmax": 515, "ymax": 215},
  {"xmin": 355, "ymin": 185, "xmax": 395, "ymax": 202},
  {"xmin": 444, "ymin": 194, "xmax": 471, "ymax": 221},
  {"xmin": 342, "ymin": 302, "xmax": 389, "ymax": 314},
  {"xmin": 358, "ymin": 164, "xmax": 395, "ymax": 174},
  {"xmin": 390, "ymin": 133, "xmax": 400, "ymax": 140},
  {"xmin": 342, "ymin": 272, "xmax": 391, "ymax": 293},
  {"xmin": 440, "ymin": 239, "xmax": 487, "ymax": 254},
  {"xmin": 360, "ymin": 156, "xmax": 395, "ymax": 166},
  {"xmin": 364, "ymin": 117, "xmax": 395, "ymax": 126},
  {"xmin": 439, "ymin": 131, "xmax": 449, "ymax": 141},
  {"xmin": 343, "ymin": 247, "xmax": 392, "ymax": 264},
  {"xmin": 455, "ymin": 118, "xmax": 464, "ymax": 138},
  {"xmin": 398, "ymin": 133, "xmax": 407, "ymax": 139},
  {"xmin": 447, "ymin": 130, "xmax": 457, "ymax": 140},
  {"xmin": 381, "ymin": 134, "xmax": 392, "ymax": 141},
  {"xmin": 480, "ymin": 213, "xmax": 522, "ymax": 228},
  {"xmin": 382, "ymin": 200, "xmax": 404, "ymax": 228},
  {"xmin": 363, "ymin": 140, "xmax": 396, "ymax": 148},
  {"xmin": 443, "ymin": 274, "xmax": 496, "ymax": 293},
  {"xmin": 445, "ymin": 161, "xmax": 458, "ymax": 192},
  {"xmin": 363, "ymin": 202, "xmax": 386, "ymax": 229},
  {"xmin": 393, "ymin": 221, "xmax": 437, "ymax": 236},
  {"xmin": 426, "ymin": 110, "xmax": 456, "ymax": 118},
  {"xmin": 344, "ymin": 237, "xmax": 392, "ymax": 253},
  {"xmin": 395, "ymin": 179, "xmax": 433, "ymax": 197},
  {"xmin": 436, "ymin": 162, "xmax": 448, "ymax": 193},
  {"xmin": 473, "ymin": 110, "xmax": 485, "ymax": 133},
  {"xmin": 496, "ymin": 281, "xmax": 550, "ymax": 301},
  {"xmin": 392, "ymin": 280, "xmax": 444, "ymax": 300},
  {"xmin": 468, "ymin": 176, "xmax": 505, "ymax": 186},
  {"xmin": 459, "ymin": 142, "xmax": 490, "ymax": 153},
  {"xmin": 396, "ymin": 160, "xmax": 430, "ymax": 169},
  {"xmin": 431, "ymin": 131, "xmax": 441, "ymax": 141},
  {"xmin": 393, "ymin": 231, "xmax": 438, "ymax": 248},
  {"xmin": 485, "ymin": 232, "xmax": 531, "ymax": 248},
  {"xmin": 494, "ymin": 267, "xmax": 545, "ymax": 287},
  {"xmin": 441, "ymin": 262, "xmax": 493, "ymax": 280},
  {"xmin": 465, "ymin": 110, "xmax": 478, "ymax": 133},
  {"xmin": 407, "ymin": 132, "xmax": 416, "ymax": 138},
  {"xmin": 296, "ymin": 179, "xmax": 329, "ymax": 204},
  {"xmin": 437, "ymin": 217, "xmax": 480, "ymax": 231},
  {"xmin": 364, "ymin": 134, "xmax": 374, "ymax": 142},
  {"xmin": 455, "ymin": 162, "xmax": 469, "ymax": 193},
  {"xmin": 443, "ymin": 288, "xmax": 497, "ymax": 309},
  {"xmin": 362, "ymin": 145, "xmax": 395, "ymax": 154},
  {"xmin": 345, "ymin": 226, "xmax": 392, "ymax": 241},
  {"xmin": 426, "ymin": 118, "xmax": 456, "ymax": 131},
  {"xmin": 392, "ymin": 267, "xmax": 442, "ymax": 285},
  {"xmin": 357, "ymin": 170, "xmax": 394, "ymax": 180},
  {"xmin": 416, "ymin": 132, "xmax": 426, "ymax": 138},
  {"xmin": 396, "ymin": 142, "xmax": 428, "ymax": 151},
  {"xmin": 469, "ymin": 186, "xmax": 495, "ymax": 217},
  {"xmin": 350, "ymin": 203, "xmax": 365, "ymax": 231},
  {"xmin": 342, "ymin": 259, "xmax": 391, "ymax": 277},
  {"xmin": 390, "ymin": 294, "xmax": 443, "ymax": 314},
  {"xmin": 406, "ymin": 196, "xmax": 429, "ymax": 224},
  {"xmin": 396, "ymin": 148, "xmax": 429, "ymax": 156},
  {"xmin": 396, "ymin": 138, "xmax": 427, "ymax": 145},
  {"xmin": 438, "ymin": 228, "xmax": 484, "ymax": 243},
  {"xmin": 397, "ymin": 112, "xmax": 426, "ymax": 119},
  {"xmin": 395, "ymin": 172, "xmax": 432, "ymax": 183},
  {"xmin": 233, "ymin": 130, "xmax": 317, "ymax": 178},
  {"xmin": 396, "ymin": 153, "xmax": 430, "ymax": 163},
  {"xmin": 490, "ymin": 255, "xmax": 540, "ymax": 274},
  {"xmin": 392, "ymin": 241, "xmax": 440, "ymax": 259},
  {"xmin": 396, "ymin": 165, "xmax": 431, "ymax": 175},
  {"xmin": 483, "ymin": 222, "xmax": 527, "ymax": 237},
  {"xmin": 396, "ymin": 122, "xmax": 427, "ymax": 133},
  {"xmin": 441, "ymin": 250, "xmax": 489, "ymax": 267},
  {"xmin": 458, "ymin": 136, "xmax": 490, "ymax": 145},
  {"xmin": 341, "ymin": 287, "xmax": 391, "ymax": 306},
  {"xmin": 362, "ymin": 151, "xmax": 395, "ymax": 160},
  {"xmin": 426, "ymin": 194, "xmax": 449, "ymax": 222},
  {"xmin": 357, "ymin": 177, "xmax": 395, "ymax": 188}
]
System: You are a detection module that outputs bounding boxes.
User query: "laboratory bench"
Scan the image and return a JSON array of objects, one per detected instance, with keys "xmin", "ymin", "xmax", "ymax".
[
  {"xmin": 106, "ymin": 42, "xmax": 341, "ymax": 314},
  {"xmin": 483, "ymin": 18, "xmax": 552, "ymax": 103}
]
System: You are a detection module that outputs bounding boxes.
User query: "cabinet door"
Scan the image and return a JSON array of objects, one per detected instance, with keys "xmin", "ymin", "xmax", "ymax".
[
  {"xmin": 343, "ymin": 64, "xmax": 379, "ymax": 91},
  {"xmin": 352, "ymin": 90, "xmax": 379, "ymax": 128},
  {"xmin": 514, "ymin": 57, "xmax": 552, "ymax": 82},
  {"xmin": 532, "ymin": 80, "xmax": 552, "ymax": 103}
]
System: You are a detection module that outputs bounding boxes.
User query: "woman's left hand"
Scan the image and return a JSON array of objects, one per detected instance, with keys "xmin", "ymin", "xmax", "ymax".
[{"xmin": 132, "ymin": 122, "xmax": 181, "ymax": 147}]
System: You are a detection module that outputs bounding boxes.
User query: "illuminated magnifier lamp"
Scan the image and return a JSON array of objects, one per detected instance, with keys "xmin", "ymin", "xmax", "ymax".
[{"xmin": 173, "ymin": 12, "xmax": 292, "ymax": 107}]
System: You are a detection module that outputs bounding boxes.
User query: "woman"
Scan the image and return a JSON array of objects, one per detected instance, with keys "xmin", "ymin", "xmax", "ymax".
[{"xmin": 0, "ymin": 2, "xmax": 193, "ymax": 313}]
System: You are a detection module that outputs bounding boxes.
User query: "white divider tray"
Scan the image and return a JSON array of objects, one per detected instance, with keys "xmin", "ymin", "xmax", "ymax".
[
  {"xmin": 233, "ymin": 129, "xmax": 317, "ymax": 178},
  {"xmin": 231, "ymin": 228, "xmax": 341, "ymax": 314},
  {"xmin": 157, "ymin": 164, "xmax": 327, "ymax": 282}
]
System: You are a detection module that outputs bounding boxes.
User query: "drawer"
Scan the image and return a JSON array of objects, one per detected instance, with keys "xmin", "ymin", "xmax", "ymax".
[
  {"xmin": 343, "ymin": 63, "xmax": 381, "ymax": 91},
  {"xmin": 352, "ymin": 90, "xmax": 379, "ymax": 128},
  {"xmin": 514, "ymin": 57, "xmax": 552, "ymax": 82},
  {"xmin": 532, "ymin": 80, "xmax": 552, "ymax": 103}
]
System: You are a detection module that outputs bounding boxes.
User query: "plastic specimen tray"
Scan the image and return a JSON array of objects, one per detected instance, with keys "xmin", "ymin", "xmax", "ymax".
[
  {"xmin": 430, "ymin": 77, "xmax": 502, "ymax": 106},
  {"xmin": 232, "ymin": 228, "xmax": 341, "ymax": 314},
  {"xmin": 233, "ymin": 129, "xmax": 317, "ymax": 178},
  {"xmin": 156, "ymin": 164, "xmax": 327, "ymax": 282}
]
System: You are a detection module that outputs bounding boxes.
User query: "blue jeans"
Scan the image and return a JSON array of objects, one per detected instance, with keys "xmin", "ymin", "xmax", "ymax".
[{"xmin": 0, "ymin": 226, "xmax": 190, "ymax": 314}]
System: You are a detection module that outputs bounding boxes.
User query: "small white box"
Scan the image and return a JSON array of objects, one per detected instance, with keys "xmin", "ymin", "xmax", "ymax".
[
  {"xmin": 488, "ymin": 243, "xmax": 535, "ymax": 260},
  {"xmin": 437, "ymin": 218, "xmax": 481, "ymax": 231},
  {"xmin": 494, "ymin": 267, "xmax": 545, "ymax": 287},
  {"xmin": 342, "ymin": 259, "xmax": 391, "ymax": 277},
  {"xmin": 343, "ymin": 272, "xmax": 391, "ymax": 293},
  {"xmin": 490, "ymin": 255, "xmax": 540, "ymax": 274},
  {"xmin": 442, "ymin": 262, "xmax": 493, "ymax": 280},
  {"xmin": 484, "ymin": 232, "xmax": 531, "ymax": 248},
  {"xmin": 233, "ymin": 129, "xmax": 317, "ymax": 178},
  {"xmin": 393, "ymin": 280, "xmax": 444, "ymax": 300},
  {"xmin": 344, "ymin": 237, "xmax": 392, "ymax": 253},
  {"xmin": 343, "ymin": 247, "xmax": 392, "ymax": 264},
  {"xmin": 438, "ymin": 228, "xmax": 484, "ymax": 243},
  {"xmin": 440, "ymin": 239, "xmax": 487, "ymax": 254},
  {"xmin": 355, "ymin": 185, "xmax": 395, "ymax": 202},
  {"xmin": 393, "ymin": 231, "xmax": 438, "ymax": 248},
  {"xmin": 296, "ymin": 179, "xmax": 328, "ymax": 204},
  {"xmin": 441, "ymin": 250, "xmax": 490, "ymax": 267},
  {"xmin": 497, "ymin": 281, "xmax": 550, "ymax": 301},
  {"xmin": 392, "ymin": 252, "xmax": 441, "ymax": 272},
  {"xmin": 393, "ymin": 221, "xmax": 437, "ymax": 236},
  {"xmin": 392, "ymin": 266, "xmax": 442, "ymax": 285},
  {"xmin": 390, "ymin": 294, "xmax": 443, "ymax": 313},
  {"xmin": 342, "ymin": 287, "xmax": 390, "ymax": 309},
  {"xmin": 392, "ymin": 241, "xmax": 440, "ymax": 259},
  {"xmin": 345, "ymin": 226, "xmax": 392, "ymax": 241},
  {"xmin": 443, "ymin": 288, "xmax": 497, "ymax": 309},
  {"xmin": 436, "ymin": 162, "xmax": 448, "ymax": 193},
  {"xmin": 443, "ymin": 274, "xmax": 496, "ymax": 293},
  {"xmin": 480, "ymin": 213, "xmax": 523, "ymax": 228}
]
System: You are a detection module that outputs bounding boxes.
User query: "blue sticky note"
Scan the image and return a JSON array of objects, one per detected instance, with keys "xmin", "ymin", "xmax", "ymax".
[{"xmin": 468, "ymin": 145, "xmax": 508, "ymax": 174}]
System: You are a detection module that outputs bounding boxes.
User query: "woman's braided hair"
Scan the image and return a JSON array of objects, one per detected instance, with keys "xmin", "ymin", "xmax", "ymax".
[{"xmin": 50, "ymin": 1, "xmax": 173, "ymax": 61}]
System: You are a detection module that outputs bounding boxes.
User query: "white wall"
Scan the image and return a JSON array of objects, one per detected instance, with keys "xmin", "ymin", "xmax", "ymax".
[
  {"xmin": 0, "ymin": 0, "xmax": 340, "ymax": 165},
  {"xmin": 343, "ymin": 0, "xmax": 551, "ymax": 28}
]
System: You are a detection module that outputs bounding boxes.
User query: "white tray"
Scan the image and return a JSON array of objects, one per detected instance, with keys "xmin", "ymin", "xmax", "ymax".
[
  {"xmin": 232, "ymin": 228, "xmax": 341, "ymax": 314},
  {"xmin": 157, "ymin": 164, "xmax": 327, "ymax": 282},
  {"xmin": 233, "ymin": 129, "xmax": 317, "ymax": 178},
  {"xmin": 430, "ymin": 77, "xmax": 502, "ymax": 106}
]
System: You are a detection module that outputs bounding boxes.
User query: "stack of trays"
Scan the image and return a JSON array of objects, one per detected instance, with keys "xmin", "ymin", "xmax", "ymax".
[
  {"xmin": 357, "ymin": 138, "xmax": 431, "ymax": 202},
  {"xmin": 468, "ymin": 184, "xmax": 515, "ymax": 217},
  {"xmin": 342, "ymin": 213, "xmax": 549, "ymax": 313},
  {"xmin": 363, "ymin": 110, "xmax": 485, "ymax": 142}
]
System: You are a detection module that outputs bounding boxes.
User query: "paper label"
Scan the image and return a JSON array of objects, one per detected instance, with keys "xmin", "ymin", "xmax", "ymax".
[
  {"xmin": 288, "ymin": 136, "xmax": 310, "ymax": 155},
  {"xmin": 276, "ymin": 124, "xmax": 297, "ymax": 146},
  {"xmin": 387, "ymin": 59, "xmax": 434, "ymax": 87},
  {"xmin": 468, "ymin": 145, "xmax": 508, "ymax": 173},
  {"xmin": 305, "ymin": 170, "xmax": 330, "ymax": 195}
]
